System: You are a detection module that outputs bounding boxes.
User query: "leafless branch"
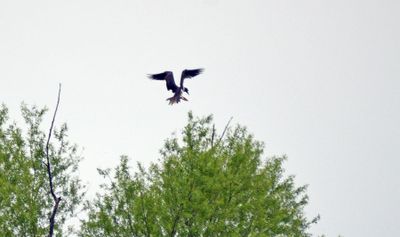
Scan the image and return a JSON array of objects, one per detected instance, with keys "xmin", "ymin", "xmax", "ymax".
[
  {"xmin": 217, "ymin": 117, "xmax": 233, "ymax": 144},
  {"xmin": 46, "ymin": 83, "xmax": 62, "ymax": 237}
]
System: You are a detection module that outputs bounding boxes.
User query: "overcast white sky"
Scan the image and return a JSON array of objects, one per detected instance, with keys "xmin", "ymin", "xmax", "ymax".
[{"xmin": 1, "ymin": 0, "xmax": 399, "ymax": 236}]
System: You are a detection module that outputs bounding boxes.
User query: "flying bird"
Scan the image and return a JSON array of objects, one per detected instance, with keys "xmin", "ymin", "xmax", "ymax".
[{"xmin": 148, "ymin": 68, "xmax": 204, "ymax": 105}]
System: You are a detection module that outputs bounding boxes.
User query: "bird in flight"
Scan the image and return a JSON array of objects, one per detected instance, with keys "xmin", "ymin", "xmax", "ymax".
[{"xmin": 148, "ymin": 68, "xmax": 204, "ymax": 105}]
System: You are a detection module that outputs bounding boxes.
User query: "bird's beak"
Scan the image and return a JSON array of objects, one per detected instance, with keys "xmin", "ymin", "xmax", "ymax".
[{"xmin": 186, "ymin": 91, "xmax": 189, "ymax": 95}]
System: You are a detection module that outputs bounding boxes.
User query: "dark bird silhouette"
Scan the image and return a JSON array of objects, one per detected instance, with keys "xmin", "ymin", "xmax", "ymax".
[{"xmin": 148, "ymin": 68, "xmax": 204, "ymax": 105}]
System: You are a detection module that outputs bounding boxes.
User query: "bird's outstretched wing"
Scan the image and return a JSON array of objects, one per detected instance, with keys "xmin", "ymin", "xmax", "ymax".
[
  {"xmin": 148, "ymin": 71, "xmax": 179, "ymax": 93},
  {"xmin": 180, "ymin": 68, "xmax": 204, "ymax": 87}
]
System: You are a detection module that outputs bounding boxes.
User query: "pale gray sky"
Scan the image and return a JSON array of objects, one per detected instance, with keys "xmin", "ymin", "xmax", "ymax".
[{"xmin": 1, "ymin": 0, "xmax": 399, "ymax": 236}]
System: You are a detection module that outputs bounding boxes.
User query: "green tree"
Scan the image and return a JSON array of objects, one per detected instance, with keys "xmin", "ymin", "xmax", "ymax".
[
  {"xmin": 0, "ymin": 104, "xmax": 85, "ymax": 236},
  {"xmin": 80, "ymin": 112, "xmax": 319, "ymax": 236}
]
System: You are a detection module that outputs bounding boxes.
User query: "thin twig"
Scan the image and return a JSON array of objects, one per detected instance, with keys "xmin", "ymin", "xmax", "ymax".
[
  {"xmin": 46, "ymin": 83, "xmax": 62, "ymax": 237},
  {"xmin": 217, "ymin": 117, "xmax": 233, "ymax": 144}
]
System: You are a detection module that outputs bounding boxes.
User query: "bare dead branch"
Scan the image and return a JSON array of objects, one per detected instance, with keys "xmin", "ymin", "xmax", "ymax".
[
  {"xmin": 217, "ymin": 117, "xmax": 233, "ymax": 145},
  {"xmin": 49, "ymin": 197, "xmax": 61, "ymax": 236},
  {"xmin": 46, "ymin": 83, "xmax": 62, "ymax": 237}
]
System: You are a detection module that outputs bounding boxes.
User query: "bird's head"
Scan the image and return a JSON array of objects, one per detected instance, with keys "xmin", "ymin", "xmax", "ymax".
[{"xmin": 183, "ymin": 87, "xmax": 189, "ymax": 95}]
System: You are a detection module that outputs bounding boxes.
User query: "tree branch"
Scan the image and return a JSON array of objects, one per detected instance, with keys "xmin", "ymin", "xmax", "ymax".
[
  {"xmin": 211, "ymin": 124, "xmax": 215, "ymax": 148},
  {"xmin": 46, "ymin": 83, "xmax": 62, "ymax": 237},
  {"xmin": 217, "ymin": 117, "xmax": 233, "ymax": 145},
  {"xmin": 170, "ymin": 204, "xmax": 183, "ymax": 237}
]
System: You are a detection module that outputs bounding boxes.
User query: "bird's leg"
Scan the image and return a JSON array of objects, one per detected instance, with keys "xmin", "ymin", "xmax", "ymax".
[{"xmin": 175, "ymin": 94, "xmax": 181, "ymax": 103}]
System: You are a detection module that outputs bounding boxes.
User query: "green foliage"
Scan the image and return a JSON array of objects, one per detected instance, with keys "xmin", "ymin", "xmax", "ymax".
[
  {"xmin": 80, "ymin": 112, "xmax": 319, "ymax": 236},
  {"xmin": 0, "ymin": 104, "xmax": 85, "ymax": 236}
]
